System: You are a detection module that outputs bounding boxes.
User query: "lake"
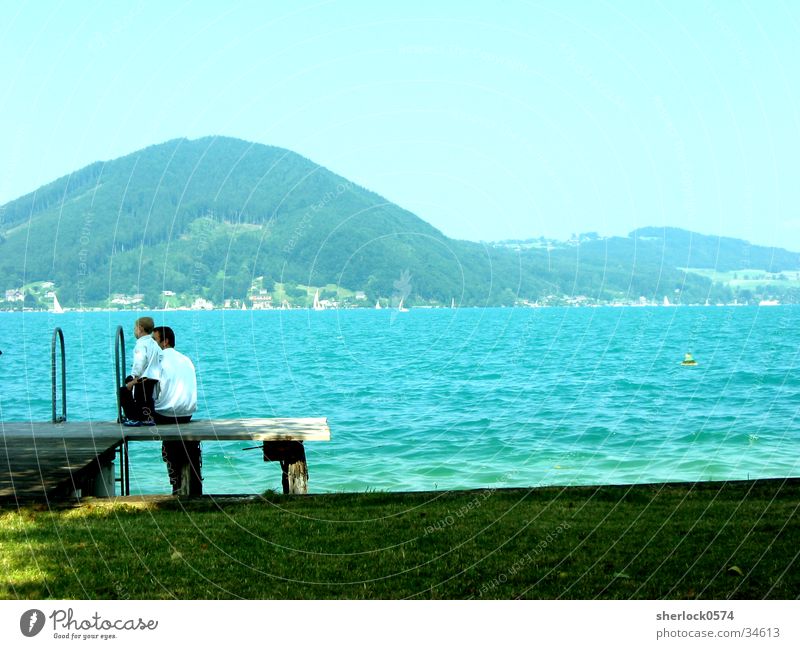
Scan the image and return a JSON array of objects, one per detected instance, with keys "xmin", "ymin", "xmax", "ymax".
[{"xmin": 1, "ymin": 306, "xmax": 798, "ymax": 494}]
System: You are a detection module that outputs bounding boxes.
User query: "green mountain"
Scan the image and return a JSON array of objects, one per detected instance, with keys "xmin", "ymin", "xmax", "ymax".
[
  {"xmin": 0, "ymin": 136, "xmax": 797, "ymax": 307},
  {"xmin": 1, "ymin": 137, "xmax": 518, "ymax": 306}
]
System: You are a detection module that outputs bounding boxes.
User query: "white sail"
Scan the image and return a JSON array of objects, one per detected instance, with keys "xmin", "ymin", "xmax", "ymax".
[
  {"xmin": 451, "ymin": 298, "xmax": 455, "ymax": 309},
  {"xmin": 375, "ymin": 300, "xmax": 382, "ymax": 309},
  {"xmin": 52, "ymin": 294, "xmax": 64, "ymax": 314},
  {"xmin": 397, "ymin": 297, "xmax": 409, "ymax": 312},
  {"xmin": 242, "ymin": 301, "xmax": 247, "ymax": 310},
  {"xmin": 313, "ymin": 289, "xmax": 323, "ymax": 310}
]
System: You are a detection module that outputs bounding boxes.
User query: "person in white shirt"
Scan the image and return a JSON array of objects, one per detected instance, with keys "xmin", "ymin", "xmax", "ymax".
[
  {"xmin": 152, "ymin": 326, "xmax": 200, "ymax": 494},
  {"xmin": 119, "ymin": 316, "xmax": 161, "ymax": 425},
  {"xmin": 153, "ymin": 327, "xmax": 197, "ymax": 423}
]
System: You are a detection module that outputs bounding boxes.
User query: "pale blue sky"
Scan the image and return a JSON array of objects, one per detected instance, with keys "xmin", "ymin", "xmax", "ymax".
[{"xmin": 1, "ymin": 1, "xmax": 799, "ymax": 248}]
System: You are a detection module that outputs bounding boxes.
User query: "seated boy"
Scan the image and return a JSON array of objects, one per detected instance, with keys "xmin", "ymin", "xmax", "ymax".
[{"xmin": 119, "ymin": 316, "xmax": 160, "ymax": 425}]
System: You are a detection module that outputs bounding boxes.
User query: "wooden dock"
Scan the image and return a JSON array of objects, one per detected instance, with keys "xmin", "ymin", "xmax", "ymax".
[{"xmin": 0, "ymin": 418, "xmax": 330, "ymax": 501}]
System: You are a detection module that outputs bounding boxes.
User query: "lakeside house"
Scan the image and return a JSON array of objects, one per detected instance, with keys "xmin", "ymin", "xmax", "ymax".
[
  {"xmin": 4, "ymin": 289, "xmax": 24, "ymax": 302},
  {"xmin": 110, "ymin": 293, "xmax": 144, "ymax": 306},
  {"xmin": 250, "ymin": 294, "xmax": 274, "ymax": 310},
  {"xmin": 191, "ymin": 297, "xmax": 214, "ymax": 310}
]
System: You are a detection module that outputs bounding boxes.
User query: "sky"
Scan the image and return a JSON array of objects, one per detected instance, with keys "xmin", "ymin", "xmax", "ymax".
[{"xmin": 1, "ymin": 0, "xmax": 799, "ymax": 249}]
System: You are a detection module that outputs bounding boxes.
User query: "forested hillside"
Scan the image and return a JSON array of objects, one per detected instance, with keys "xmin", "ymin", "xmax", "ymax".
[{"xmin": 1, "ymin": 137, "xmax": 795, "ymax": 308}]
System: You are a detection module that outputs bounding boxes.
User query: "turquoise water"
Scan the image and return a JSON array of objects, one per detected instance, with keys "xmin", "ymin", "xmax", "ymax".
[{"xmin": 1, "ymin": 307, "xmax": 798, "ymax": 494}]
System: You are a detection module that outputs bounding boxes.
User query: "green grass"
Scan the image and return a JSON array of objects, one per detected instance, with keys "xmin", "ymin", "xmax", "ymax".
[
  {"xmin": 1, "ymin": 479, "xmax": 798, "ymax": 599},
  {"xmin": 270, "ymin": 282, "xmax": 354, "ymax": 305}
]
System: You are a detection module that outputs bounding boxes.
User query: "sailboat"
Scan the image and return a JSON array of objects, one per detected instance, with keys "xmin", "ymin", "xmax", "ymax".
[
  {"xmin": 241, "ymin": 301, "xmax": 247, "ymax": 310},
  {"xmin": 52, "ymin": 294, "xmax": 65, "ymax": 314},
  {"xmin": 451, "ymin": 298, "xmax": 456, "ymax": 309},
  {"xmin": 397, "ymin": 297, "xmax": 409, "ymax": 313},
  {"xmin": 375, "ymin": 299, "xmax": 382, "ymax": 310},
  {"xmin": 313, "ymin": 289, "xmax": 323, "ymax": 311}
]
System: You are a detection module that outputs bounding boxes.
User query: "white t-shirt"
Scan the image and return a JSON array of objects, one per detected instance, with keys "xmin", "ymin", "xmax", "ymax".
[
  {"xmin": 154, "ymin": 347, "xmax": 197, "ymax": 418},
  {"xmin": 131, "ymin": 334, "xmax": 161, "ymax": 380}
]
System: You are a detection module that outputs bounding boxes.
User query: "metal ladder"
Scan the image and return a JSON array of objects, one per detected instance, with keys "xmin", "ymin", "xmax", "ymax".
[
  {"xmin": 50, "ymin": 326, "xmax": 131, "ymax": 496},
  {"xmin": 115, "ymin": 325, "xmax": 130, "ymax": 496},
  {"xmin": 51, "ymin": 327, "xmax": 67, "ymax": 423}
]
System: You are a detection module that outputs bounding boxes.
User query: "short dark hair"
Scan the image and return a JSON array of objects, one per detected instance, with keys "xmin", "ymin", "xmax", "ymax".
[{"xmin": 154, "ymin": 326, "xmax": 176, "ymax": 348}]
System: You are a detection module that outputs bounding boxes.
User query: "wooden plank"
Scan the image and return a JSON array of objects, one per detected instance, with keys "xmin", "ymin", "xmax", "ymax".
[
  {"xmin": 122, "ymin": 418, "xmax": 330, "ymax": 442},
  {"xmin": 1, "ymin": 418, "xmax": 330, "ymax": 442},
  {"xmin": 0, "ymin": 423, "xmax": 123, "ymax": 442},
  {"xmin": 1, "ymin": 417, "xmax": 330, "ymax": 500},
  {"xmin": 0, "ymin": 432, "xmax": 123, "ymax": 499}
]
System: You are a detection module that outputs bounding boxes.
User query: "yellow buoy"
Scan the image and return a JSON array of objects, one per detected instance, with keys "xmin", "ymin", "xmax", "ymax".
[{"xmin": 681, "ymin": 353, "xmax": 697, "ymax": 366}]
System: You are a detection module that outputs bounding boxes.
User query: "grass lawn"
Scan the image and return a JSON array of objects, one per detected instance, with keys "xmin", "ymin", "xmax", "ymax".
[{"xmin": 1, "ymin": 479, "xmax": 798, "ymax": 599}]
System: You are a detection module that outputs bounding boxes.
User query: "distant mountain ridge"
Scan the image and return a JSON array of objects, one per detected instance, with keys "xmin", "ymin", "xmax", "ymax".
[
  {"xmin": 493, "ymin": 228, "xmax": 800, "ymax": 273},
  {"xmin": 628, "ymin": 227, "xmax": 800, "ymax": 272},
  {"xmin": 1, "ymin": 136, "xmax": 798, "ymax": 307}
]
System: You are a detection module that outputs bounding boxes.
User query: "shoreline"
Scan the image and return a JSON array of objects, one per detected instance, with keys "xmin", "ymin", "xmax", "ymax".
[
  {"xmin": 0, "ymin": 302, "xmax": 794, "ymax": 315},
  {"xmin": 3, "ymin": 475, "xmax": 799, "ymax": 506}
]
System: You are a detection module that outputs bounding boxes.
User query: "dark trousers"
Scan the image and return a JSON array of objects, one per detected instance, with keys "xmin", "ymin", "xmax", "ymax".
[
  {"xmin": 118, "ymin": 377, "xmax": 158, "ymax": 422},
  {"xmin": 156, "ymin": 415, "xmax": 202, "ymax": 495}
]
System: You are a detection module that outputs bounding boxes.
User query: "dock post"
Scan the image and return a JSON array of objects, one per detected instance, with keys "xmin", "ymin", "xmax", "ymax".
[
  {"xmin": 76, "ymin": 448, "xmax": 117, "ymax": 498},
  {"xmin": 176, "ymin": 461, "xmax": 202, "ymax": 496},
  {"xmin": 91, "ymin": 462, "xmax": 116, "ymax": 497},
  {"xmin": 263, "ymin": 441, "xmax": 308, "ymax": 494},
  {"xmin": 165, "ymin": 441, "xmax": 203, "ymax": 496}
]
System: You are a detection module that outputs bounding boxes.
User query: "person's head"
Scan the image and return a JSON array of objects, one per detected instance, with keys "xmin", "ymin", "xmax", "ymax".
[
  {"xmin": 134, "ymin": 317, "xmax": 155, "ymax": 339},
  {"xmin": 153, "ymin": 326, "xmax": 176, "ymax": 350}
]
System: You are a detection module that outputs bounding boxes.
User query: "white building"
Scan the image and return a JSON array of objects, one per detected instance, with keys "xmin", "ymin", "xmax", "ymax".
[
  {"xmin": 250, "ymin": 295, "xmax": 273, "ymax": 310},
  {"xmin": 4, "ymin": 289, "xmax": 24, "ymax": 302},
  {"xmin": 111, "ymin": 293, "xmax": 144, "ymax": 306},
  {"xmin": 191, "ymin": 297, "xmax": 214, "ymax": 310}
]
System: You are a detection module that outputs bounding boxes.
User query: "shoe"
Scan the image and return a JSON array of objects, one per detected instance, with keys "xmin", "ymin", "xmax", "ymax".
[
  {"xmin": 122, "ymin": 419, "xmax": 142, "ymax": 427},
  {"xmin": 142, "ymin": 419, "xmax": 156, "ymax": 426}
]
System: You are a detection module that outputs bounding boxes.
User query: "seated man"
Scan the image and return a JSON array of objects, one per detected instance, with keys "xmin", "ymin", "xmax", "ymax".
[
  {"xmin": 152, "ymin": 326, "xmax": 200, "ymax": 494},
  {"xmin": 152, "ymin": 326, "xmax": 197, "ymax": 424}
]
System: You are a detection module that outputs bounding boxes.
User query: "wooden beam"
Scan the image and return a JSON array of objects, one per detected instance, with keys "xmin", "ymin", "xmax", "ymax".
[
  {"xmin": 263, "ymin": 442, "xmax": 308, "ymax": 494},
  {"xmin": 1, "ymin": 418, "xmax": 330, "ymax": 441},
  {"xmin": 124, "ymin": 418, "xmax": 330, "ymax": 442}
]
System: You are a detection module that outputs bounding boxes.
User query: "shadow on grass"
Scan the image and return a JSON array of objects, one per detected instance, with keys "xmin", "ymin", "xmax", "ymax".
[{"xmin": 1, "ymin": 479, "xmax": 798, "ymax": 599}]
